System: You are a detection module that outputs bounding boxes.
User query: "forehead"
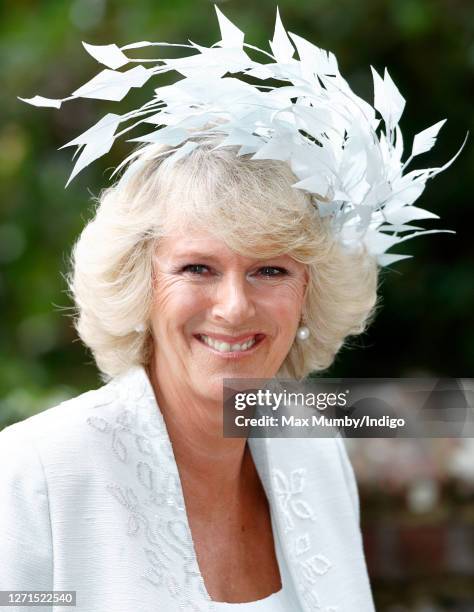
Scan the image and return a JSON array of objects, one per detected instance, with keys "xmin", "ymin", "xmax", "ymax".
[
  {"xmin": 155, "ymin": 227, "xmax": 250, "ymax": 262},
  {"xmin": 155, "ymin": 225, "xmax": 297, "ymax": 266},
  {"xmin": 156, "ymin": 228, "xmax": 229, "ymax": 258}
]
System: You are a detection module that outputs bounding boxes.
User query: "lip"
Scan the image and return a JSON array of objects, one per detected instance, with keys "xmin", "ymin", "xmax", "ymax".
[
  {"xmin": 193, "ymin": 333, "xmax": 266, "ymax": 358},
  {"xmin": 195, "ymin": 332, "xmax": 265, "ymax": 343}
]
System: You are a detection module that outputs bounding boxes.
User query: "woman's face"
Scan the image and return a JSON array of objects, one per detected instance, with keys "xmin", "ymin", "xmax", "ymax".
[{"xmin": 150, "ymin": 225, "xmax": 308, "ymax": 403}]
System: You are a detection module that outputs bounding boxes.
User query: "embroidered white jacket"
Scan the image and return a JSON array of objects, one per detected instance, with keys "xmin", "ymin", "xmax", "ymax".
[{"xmin": 0, "ymin": 366, "xmax": 375, "ymax": 611}]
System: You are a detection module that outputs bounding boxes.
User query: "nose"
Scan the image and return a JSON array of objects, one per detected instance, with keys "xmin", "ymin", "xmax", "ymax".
[{"xmin": 211, "ymin": 272, "xmax": 256, "ymax": 325}]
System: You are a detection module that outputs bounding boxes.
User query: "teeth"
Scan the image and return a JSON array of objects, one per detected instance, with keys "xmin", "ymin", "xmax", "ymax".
[{"xmin": 199, "ymin": 335, "xmax": 257, "ymax": 352}]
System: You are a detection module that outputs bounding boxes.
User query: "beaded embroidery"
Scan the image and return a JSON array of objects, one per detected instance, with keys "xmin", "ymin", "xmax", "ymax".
[
  {"xmin": 269, "ymin": 463, "xmax": 337, "ymax": 611},
  {"xmin": 86, "ymin": 367, "xmax": 212, "ymax": 612}
]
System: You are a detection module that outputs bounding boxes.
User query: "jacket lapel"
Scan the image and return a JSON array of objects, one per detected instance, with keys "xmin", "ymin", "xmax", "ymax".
[
  {"xmin": 105, "ymin": 365, "xmax": 214, "ymax": 611},
  {"xmin": 249, "ymin": 437, "xmax": 341, "ymax": 612}
]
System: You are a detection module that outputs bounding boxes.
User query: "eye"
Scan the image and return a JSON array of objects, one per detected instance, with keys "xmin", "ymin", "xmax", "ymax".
[
  {"xmin": 258, "ymin": 266, "xmax": 288, "ymax": 277},
  {"xmin": 181, "ymin": 264, "xmax": 210, "ymax": 275}
]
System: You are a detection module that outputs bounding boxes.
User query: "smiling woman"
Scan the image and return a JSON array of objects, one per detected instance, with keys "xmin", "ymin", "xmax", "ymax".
[
  {"xmin": 73, "ymin": 135, "xmax": 377, "ymax": 609},
  {"xmin": 0, "ymin": 135, "xmax": 378, "ymax": 612}
]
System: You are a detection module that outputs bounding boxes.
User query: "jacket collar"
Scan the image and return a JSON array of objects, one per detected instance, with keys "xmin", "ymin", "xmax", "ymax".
[{"xmin": 109, "ymin": 365, "xmax": 352, "ymax": 611}]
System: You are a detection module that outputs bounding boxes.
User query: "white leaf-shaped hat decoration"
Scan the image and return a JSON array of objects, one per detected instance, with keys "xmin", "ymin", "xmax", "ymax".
[{"xmin": 18, "ymin": 4, "xmax": 467, "ymax": 266}]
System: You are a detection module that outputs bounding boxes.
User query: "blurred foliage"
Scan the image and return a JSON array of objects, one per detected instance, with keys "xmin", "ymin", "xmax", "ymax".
[{"xmin": 0, "ymin": 0, "xmax": 473, "ymax": 428}]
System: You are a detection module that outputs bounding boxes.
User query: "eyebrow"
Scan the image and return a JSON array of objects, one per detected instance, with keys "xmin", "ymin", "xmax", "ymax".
[
  {"xmin": 172, "ymin": 251, "xmax": 293, "ymax": 260},
  {"xmin": 162, "ymin": 251, "xmax": 293, "ymax": 268},
  {"xmin": 167, "ymin": 251, "xmax": 222, "ymax": 261},
  {"xmin": 171, "ymin": 253, "xmax": 261, "ymax": 269}
]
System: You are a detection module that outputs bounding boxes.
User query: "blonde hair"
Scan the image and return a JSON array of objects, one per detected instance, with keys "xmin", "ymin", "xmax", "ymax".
[{"xmin": 67, "ymin": 134, "xmax": 378, "ymax": 382}]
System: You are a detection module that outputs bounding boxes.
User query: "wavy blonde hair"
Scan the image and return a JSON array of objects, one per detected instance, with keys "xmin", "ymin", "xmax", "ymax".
[{"xmin": 67, "ymin": 134, "xmax": 378, "ymax": 382}]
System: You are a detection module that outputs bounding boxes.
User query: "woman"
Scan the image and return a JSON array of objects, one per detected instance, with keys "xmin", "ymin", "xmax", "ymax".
[
  {"xmin": 0, "ymin": 135, "xmax": 377, "ymax": 611},
  {"xmin": 3, "ymin": 6, "xmax": 458, "ymax": 611}
]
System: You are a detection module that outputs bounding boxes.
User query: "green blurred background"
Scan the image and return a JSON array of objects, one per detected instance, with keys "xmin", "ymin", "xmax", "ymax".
[{"xmin": 1, "ymin": 1, "xmax": 473, "ymax": 610}]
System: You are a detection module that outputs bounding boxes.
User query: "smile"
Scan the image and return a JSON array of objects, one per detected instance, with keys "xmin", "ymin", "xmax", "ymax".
[{"xmin": 195, "ymin": 333, "xmax": 265, "ymax": 355}]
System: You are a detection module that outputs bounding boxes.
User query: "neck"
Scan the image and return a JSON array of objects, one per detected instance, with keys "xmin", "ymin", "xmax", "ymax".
[{"xmin": 146, "ymin": 357, "xmax": 254, "ymax": 512}]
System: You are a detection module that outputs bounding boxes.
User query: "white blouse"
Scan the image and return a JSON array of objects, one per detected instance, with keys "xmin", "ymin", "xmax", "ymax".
[
  {"xmin": 0, "ymin": 365, "xmax": 375, "ymax": 611},
  {"xmin": 211, "ymin": 587, "xmax": 289, "ymax": 610}
]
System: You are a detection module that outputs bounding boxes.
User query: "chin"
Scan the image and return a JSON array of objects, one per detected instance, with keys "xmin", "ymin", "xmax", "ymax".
[{"xmin": 196, "ymin": 373, "xmax": 250, "ymax": 403}]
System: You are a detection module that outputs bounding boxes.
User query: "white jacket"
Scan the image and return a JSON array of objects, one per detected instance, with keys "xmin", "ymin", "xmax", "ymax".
[{"xmin": 0, "ymin": 365, "xmax": 375, "ymax": 611}]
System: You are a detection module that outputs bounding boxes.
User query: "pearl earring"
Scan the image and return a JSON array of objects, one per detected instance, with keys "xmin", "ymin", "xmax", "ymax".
[
  {"xmin": 134, "ymin": 323, "xmax": 146, "ymax": 333},
  {"xmin": 296, "ymin": 325, "xmax": 310, "ymax": 341}
]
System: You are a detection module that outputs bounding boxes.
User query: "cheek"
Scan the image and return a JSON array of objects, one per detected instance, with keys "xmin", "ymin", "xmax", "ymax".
[
  {"xmin": 262, "ymin": 279, "xmax": 306, "ymax": 319},
  {"xmin": 151, "ymin": 275, "xmax": 207, "ymax": 327},
  {"xmin": 257, "ymin": 287, "xmax": 305, "ymax": 350}
]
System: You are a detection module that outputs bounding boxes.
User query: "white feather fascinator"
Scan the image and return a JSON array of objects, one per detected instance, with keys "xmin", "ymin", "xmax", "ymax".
[{"xmin": 19, "ymin": 5, "xmax": 466, "ymax": 266}]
